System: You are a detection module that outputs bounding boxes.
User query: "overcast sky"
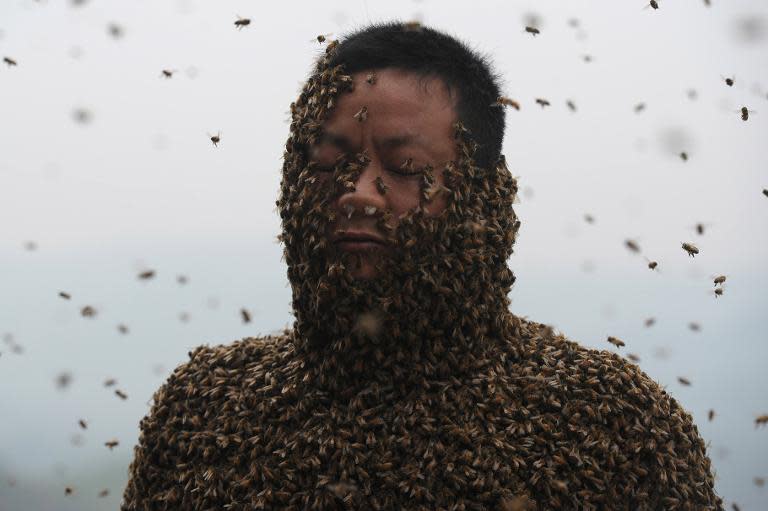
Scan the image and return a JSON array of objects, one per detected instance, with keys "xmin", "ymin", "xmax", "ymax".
[{"xmin": 1, "ymin": 0, "xmax": 767, "ymax": 509}]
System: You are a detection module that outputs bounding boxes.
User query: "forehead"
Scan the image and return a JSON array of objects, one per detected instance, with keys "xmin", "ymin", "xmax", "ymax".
[{"xmin": 322, "ymin": 68, "xmax": 457, "ymax": 136}]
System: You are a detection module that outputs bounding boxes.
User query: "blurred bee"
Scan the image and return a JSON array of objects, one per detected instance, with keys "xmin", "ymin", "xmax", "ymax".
[
  {"xmin": 763, "ymin": 189, "xmax": 768, "ymax": 198},
  {"xmin": 566, "ymin": 100, "xmax": 577, "ymax": 112},
  {"xmin": 535, "ymin": 98, "xmax": 550, "ymax": 108},
  {"xmin": 23, "ymin": 240, "xmax": 37, "ymax": 251},
  {"xmin": 644, "ymin": 317, "xmax": 656, "ymax": 327},
  {"xmin": 679, "ymin": 152, "xmax": 688, "ymax": 161},
  {"xmin": 625, "ymin": 239, "xmax": 641, "ymax": 253},
  {"xmin": 713, "ymin": 275, "xmax": 726, "ymax": 286},
  {"xmin": 634, "ymin": 102, "xmax": 646, "ymax": 113},
  {"xmin": 722, "ymin": 75, "xmax": 734, "ymax": 87},
  {"xmin": 703, "ymin": 0, "xmax": 711, "ymax": 6},
  {"xmin": 403, "ymin": 21, "xmax": 422, "ymax": 32},
  {"xmin": 645, "ymin": 258, "xmax": 658, "ymax": 270},
  {"xmin": 241, "ymin": 308, "xmax": 251, "ymax": 323},
  {"xmin": 714, "ymin": 287, "xmax": 724, "ymax": 298},
  {"xmin": 584, "ymin": 214, "xmax": 594, "ymax": 224},
  {"xmin": 104, "ymin": 378, "xmax": 116, "ymax": 387},
  {"xmin": 374, "ymin": 176, "xmax": 387, "ymax": 195},
  {"xmin": 732, "ymin": 504, "xmax": 741, "ymax": 511},
  {"xmin": 107, "ymin": 23, "xmax": 123, "ymax": 39},
  {"xmin": 115, "ymin": 389, "xmax": 128, "ymax": 400},
  {"xmin": 177, "ymin": 274, "xmax": 188, "ymax": 285},
  {"xmin": 117, "ymin": 324, "xmax": 129, "ymax": 334},
  {"xmin": 677, "ymin": 377, "xmax": 691, "ymax": 386},
  {"xmin": 79, "ymin": 419, "xmax": 87, "ymax": 429},
  {"xmin": 689, "ymin": 322, "xmax": 701, "ymax": 332},
  {"xmin": 755, "ymin": 477, "xmax": 766, "ymax": 487},
  {"xmin": 755, "ymin": 414, "xmax": 768, "ymax": 427},
  {"xmin": 314, "ymin": 33, "xmax": 333, "ymax": 43},
  {"xmin": 56, "ymin": 372, "xmax": 73, "ymax": 389},
  {"xmin": 607, "ymin": 336, "xmax": 625, "ymax": 348},
  {"xmin": 80, "ymin": 305, "xmax": 97, "ymax": 318},
  {"xmin": 739, "ymin": 106, "xmax": 754, "ymax": 121},
  {"xmin": 681, "ymin": 242, "xmax": 699, "ymax": 257},
  {"xmin": 234, "ymin": 16, "xmax": 251, "ymax": 30},
  {"xmin": 98, "ymin": 489, "xmax": 110, "ymax": 497},
  {"xmin": 582, "ymin": 55, "xmax": 593, "ymax": 63},
  {"xmin": 366, "ymin": 72, "xmax": 376, "ymax": 85},
  {"xmin": 65, "ymin": 487, "xmax": 73, "ymax": 495},
  {"xmin": 59, "ymin": 291, "xmax": 71, "ymax": 300},
  {"xmin": 647, "ymin": 0, "xmax": 659, "ymax": 9},
  {"xmin": 525, "ymin": 26, "xmax": 540, "ymax": 36},
  {"xmin": 353, "ymin": 106, "xmax": 368, "ymax": 122},
  {"xmin": 492, "ymin": 96, "xmax": 521, "ymax": 110},
  {"xmin": 692, "ymin": 222, "xmax": 711, "ymax": 235},
  {"xmin": 708, "ymin": 409, "xmax": 715, "ymax": 421},
  {"xmin": 138, "ymin": 269, "xmax": 155, "ymax": 279},
  {"xmin": 104, "ymin": 439, "xmax": 119, "ymax": 450},
  {"xmin": 627, "ymin": 353, "xmax": 641, "ymax": 363},
  {"xmin": 160, "ymin": 69, "xmax": 177, "ymax": 79},
  {"xmin": 208, "ymin": 132, "xmax": 221, "ymax": 147},
  {"xmin": 3, "ymin": 56, "xmax": 17, "ymax": 66}
]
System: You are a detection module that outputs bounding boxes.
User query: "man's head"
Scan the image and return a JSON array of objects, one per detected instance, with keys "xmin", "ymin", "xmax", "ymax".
[{"xmin": 279, "ymin": 22, "xmax": 520, "ymax": 359}]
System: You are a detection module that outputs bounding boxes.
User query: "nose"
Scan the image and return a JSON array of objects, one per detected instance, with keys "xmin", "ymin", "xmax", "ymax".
[{"xmin": 336, "ymin": 157, "xmax": 387, "ymax": 217}]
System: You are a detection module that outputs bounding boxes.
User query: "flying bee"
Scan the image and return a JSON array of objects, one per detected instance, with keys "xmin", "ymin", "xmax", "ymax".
[
  {"xmin": 634, "ymin": 102, "xmax": 646, "ymax": 113},
  {"xmin": 79, "ymin": 419, "xmax": 87, "ymax": 429},
  {"xmin": 366, "ymin": 72, "xmax": 376, "ymax": 85},
  {"xmin": 607, "ymin": 336, "xmax": 625, "ymax": 348},
  {"xmin": 117, "ymin": 324, "xmax": 129, "ymax": 334},
  {"xmin": 103, "ymin": 378, "xmax": 116, "ymax": 387},
  {"xmin": 137, "ymin": 269, "xmax": 155, "ymax": 280},
  {"xmin": 208, "ymin": 131, "xmax": 221, "ymax": 147},
  {"xmin": 645, "ymin": 258, "xmax": 658, "ymax": 270},
  {"xmin": 566, "ymin": 99, "xmax": 577, "ymax": 112},
  {"xmin": 65, "ymin": 486, "xmax": 73, "ymax": 495},
  {"xmin": 525, "ymin": 26, "xmax": 540, "ymax": 36},
  {"xmin": 712, "ymin": 275, "xmax": 726, "ymax": 286},
  {"xmin": 234, "ymin": 16, "xmax": 251, "ymax": 30},
  {"xmin": 80, "ymin": 305, "xmax": 97, "ymax": 318},
  {"xmin": 625, "ymin": 239, "xmax": 641, "ymax": 253},
  {"xmin": 722, "ymin": 75, "xmax": 734, "ymax": 87},
  {"xmin": 755, "ymin": 414, "xmax": 768, "ymax": 427},
  {"xmin": 98, "ymin": 489, "xmax": 110, "ymax": 497},
  {"xmin": 646, "ymin": 0, "xmax": 659, "ymax": 9},
  {"xmin": 708, "ymin": 409, "xmax": 715, "ymax": 421},
  {"xmin": 160, "ymin": 69, "xmax": 177, "ymax": 79},
  {"xmin": 681, "ymin": 242, "xmax": 699, "ymax": 257},
  {"xmin": 104, "ymin": 439, "xmax": 119, "ymax": 450},
  {"xmin": 755, "ymin": 477, "xmax": 766, "ymax": 487},
  {"xmin": 114, "ymin": 389, "xmax": 128, "ymax": 400},
  {"xmin": 739, "ymin": 106, "xmax": 754, "ymax": 121},
  {"xmin": 689, "ymin": 321, "xmax": 701, "ymax": 332},
  {"xmin": 692, "ymin": 222, "xmax": 711, "ymax": 235},
  {"xmin": 714, "ymin": 287, "xmax": 724, "ymax": 298},
  {"xmin": 535, "ymin": 98, "xmax": 550, "ymax": 108},
  {"xmin": 584, "ymin": 214, "xmax": 594, "ymax": 224},
  {"xmin": 314, "ymin": 33, "xmax": 333, "ymax": 43},
  {"xmin": 107, "ymin": 23, "xmax": 123, "ymax": 39},
  {"xmin": 763, "ymin": 189, "xmax": 768, "ymax": 198},
  {"xmin": 677, "ymin": 376, "xmax": 691, "ymax": 386},
  {"xmin": 492, "ymin": 96, "xmax": 520, "ymax": 110},
  {"xmin": 177, "ymin": 274, "xmax": 188, "ymax": 284},
  {"xmin": 59, "ymin": 291, "xmax": 71, "ymax": 300},
  {"xmin": 3, "ymin": 56, "xmax": 17, "ymax": 66},
  {"xmin": 627, "ymin": 353, "xmax": 641, "ymax": 363},
  {"xmin": 240, "ymin": 308, "xmax": 251, "ymax": 323},
  {"xmin": 353, "ymin": 106, "xmax": 368, "ymax": 122},
  {"xmin": 679, "ymin": 152, "xmax": 688, "ymax": 161},
  {"xmin": 644, "ymin": 317, "xmax": 656, "ymax": 327}
]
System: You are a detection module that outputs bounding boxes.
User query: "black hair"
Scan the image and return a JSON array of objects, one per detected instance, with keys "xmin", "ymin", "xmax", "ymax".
[{"xmin": 327, "ymin": 22, "xmax": 505, "ymax": 169}]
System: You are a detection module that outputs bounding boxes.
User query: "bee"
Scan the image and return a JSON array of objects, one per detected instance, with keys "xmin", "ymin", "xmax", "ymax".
[
  {"xmin": 23, "ymin": 240, "xmax": 37, "ymax": 251},
  {"xmin": 722, "ymin": 75, "xmax": 734, "ymax": 87},
  {"xmin": 103, "ymin": 378, "xmax": 116, "ymax": 387},
  {"xmin": 98, "ymin": 489, "xmax": 110, "ymax": 497},
  {"xmin": 525, "ymin": 26, "xmax": 540, "ymax": 36},
  {"xmin": 582, "ymin": 54, "xmax": 593, "ymax": 63},
  {"xmin": 708, "ymin": 409, "xmax": 715, "ymax": 421},
  {"xmin": 627, "ymin": 353, "xmax": 641, "ymax": 363},
  {"xmin": 625, "ymin": 239, "xmax": 641, "ymax": 253},
  {"xmin": 59, "ymin": 291, "xmax": 71, "ymax": 300},
  {"xmin": 3, "ymin": 56, "xmax": 17, "ymax": 66},
  {"xmin": 208, "ymin": 131, "xmax": 221, "ymax": 147},
  {"xmin": 79, "ymin": 419, "xmax": 87, "ymax": 429},
  {"xmin": 65, "ymin": 486, "xmax": 74, "ymax": 495},
  {"xmin": 234, "ymin": 16, "xmax": 251, "ymax": 30},
  {"xmin": 634, "ymin": 102, "xmax": 646, "ymax": 113},
  {"xmin": 647, "ymin": 0, "xmax": 659, "ymax": 9},
  {"xmin": 492, "ymin": 96, "xmax": 521, "ymax": 110},
  {"xmin": 739, "ymin": 106, "xmax": 754, "ymax": 121},
  {"xmin": 325, "ymin": 40, "xmax": 339, "ymax": 53},
  {"xmin": 314, "ymin": 33, "xmax": 333, "ymax": 43},
  {"xmin": 138, "ymin": 269, "xmax": 155, "ymax": 280},
  {"xmin": 353, "ymin": 106, "xmax": 368, "ymax": 122},
  {"xmin": 681, "ymin": 242, "xmax": 699, "ymax": 257},
  {"xmin": 241, "ymin": 308, "xmax": 251, "ymax": 323},
  {"xmin": 56, "ymin": 372, "xmax": 73, "ymax": 389},
  {"xmin": 644, "ymin": 258, "xmax": 658, "ymax": 270},
  {"xmin": 160, "ymin": 69, "xmax": 176, "ymax": 79},
  {"xmin": 584, "ymin": 214, "xmax": 594, "ymax": 224},
  {"xmin": 366, "ymin": 72, "xmax": 376, "ymax": 85},
  {"xmin": 692, "ymin": 222, "xmax": 711, "ymax": 235},
  {"xmin": 755, "ymin": 477, "xmax": 766, "ymax": 487},
  {"xmin": 703, "ymin": 0, "xmax": 711, "ymax": 6},
  {"xmin": 80, "ymin": 305, "xmax": 97, "ymax": 318},
  {"xmin": 677, "ymin": 376, "xmax": 691, "ymax": 386},
  {"xmin": 403, "ymin": 21, "xmax": 422, "ymax": 32},
  {"xmin": 566, "ymin": 99, "xmax": 577, "ymax": 112},
  {"xmin": 117, "ymin": 324, "xmax": 129, "ymax": 334},
  {"xmin": 107, "ymin": 23, "xmax": 123, "ymax": 39},
  {"xmin": 644, "ymin": 317, "xmax": 656, "ymax": 327},
  {"xmin": 732, "ymin": 504, "xmax": 741, "ymax": 511},
  {"xmin": 714, "ymin": 287, "xmax": 723, "ymax": 298},
  {"xmin": 104, "ymin": 439, "xmax": 119, "ymax": 450},
  {"xmin": 763, "ymin": 189, "xmax": 768, "ymax": 198},
  {"xmin": 687, "ymin": 89, "xmax": 698, "ymax": 100},
  {"xmin": 755, "ymin": 414, "xmax": 768, "ymax": 427},
  {"xmin": 115, "ymin": 389, "xmax": 128, "ymax": 400},
  {"xmin": 689, "ymin": 322, "xmax": 701, "ymax": 332},
  {"xmin": 679, "ymin": 152, "xmax": 688, "ymax": 161},
  {"xmin": 607, "ymin": 336, "xmax": 625, "ymax": 348},
  {"xmin": 374, "ymin": 177, "xmax": 387, "ymax": 195},
  {"xmin": 177, "ymin": 274, "xmax": 188, "ymax": 285},
  {"xmin": 72, "ymin": 108, "xmax": 92, "ymax": 124},
  {"xmin": 179, "ymin": 311, "xmax": 190, "ymax": 322},
  {"xmin": 713, "ymin": 275, "xmax": 726, "ymax": 286},
  {"xmin": 535, "ymin": 98, "xmax": 550, "ymax": 108}
]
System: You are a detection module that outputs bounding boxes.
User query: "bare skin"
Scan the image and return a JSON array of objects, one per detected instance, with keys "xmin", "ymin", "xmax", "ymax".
[{"xmin": 308, "ymin": 68, "xmax": 458, "ymax": 278}]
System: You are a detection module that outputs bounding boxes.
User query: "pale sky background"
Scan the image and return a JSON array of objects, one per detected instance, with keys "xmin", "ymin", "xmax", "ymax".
[{"xmin": 1, "ymin": 0, "xmax": 767, "ymax": 509}]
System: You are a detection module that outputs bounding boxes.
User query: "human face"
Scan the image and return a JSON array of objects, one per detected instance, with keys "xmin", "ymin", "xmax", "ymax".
[{"xmin": 307, "ymin": 68, "xmax": 458, "ymax": 279}]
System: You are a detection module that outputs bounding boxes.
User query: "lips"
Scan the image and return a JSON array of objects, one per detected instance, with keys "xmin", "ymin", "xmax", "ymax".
[{"xmin": 332, "ymin": 231, "xmax": 387, "ymax": 250}]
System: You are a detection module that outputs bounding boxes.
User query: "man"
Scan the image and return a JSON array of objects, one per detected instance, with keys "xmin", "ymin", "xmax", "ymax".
[{"xmin": 122, "ymin": 23, "xmax": 722, "ymax": 510}]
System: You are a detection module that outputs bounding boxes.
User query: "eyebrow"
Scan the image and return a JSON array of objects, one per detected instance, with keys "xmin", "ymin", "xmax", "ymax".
[{"xmin": 316, "ymin": 131, "xmax": 423, "ymax": 152}]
